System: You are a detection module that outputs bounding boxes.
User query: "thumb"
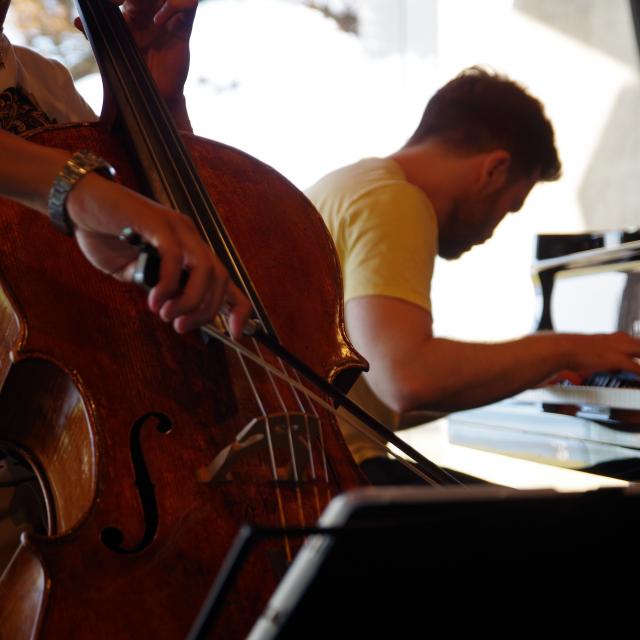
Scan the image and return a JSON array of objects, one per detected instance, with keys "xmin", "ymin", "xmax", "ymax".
[{"xmin": 537, "ymin": 369, "xmax": 585, "ymax": 388}]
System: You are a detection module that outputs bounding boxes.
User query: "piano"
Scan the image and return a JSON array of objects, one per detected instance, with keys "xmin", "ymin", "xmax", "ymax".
[{"xmin": 448, "ymin": 229, "xmax": 640, "ymax": 480}]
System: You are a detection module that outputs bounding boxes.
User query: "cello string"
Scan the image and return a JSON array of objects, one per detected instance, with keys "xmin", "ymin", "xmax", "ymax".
[
  {"xmin": 217, "ymin": 309, "xmax": 440, "ymax": 488},
  {"xmin": 223, "ymin": 319, "xmax": 306, "ymax": 536},
  {"xmin": 207, "ymin": 321, "xmax": 443, "ymax": 487},
  {"xmin": 221, "ymin": 319, "xmax": 296, "ymax": 556},
  {"xmin": 251, "ymin": 339, "xmax": 316, "ymax": 524},
  {"xmin": 275, "ymin": 358, "xmax": 326, "ymax": 483},
  {"xmin": 88, "ymin": 2, "xmax": 452, "ymax": 487},
  {"xmin": 108, "ymin": 57, "xmax": 312, "ymax": 483},
  {"xmin": 220, "ymin": 317, "xmax": 280, "ymax": 483},
  {"xmin": 83, "ymin": 1, "xmax": 345, "ymax": 572},
  {"xmin": 253, "ymin": 338, "xmax": 326, "ymax": 483},
  {"xmin": 250, "ymin": 337, "xmax": 301, "ymax": 483},
  {"xmin": 276, "ymin": 360, "xmax": 329, "ymax": 520},
  {"xmin": 86, "ymin": 0, "xmax": 276, "ymax": 333},
  {"xmin": 245, "ymin": 337, "xmax": 327, "ymax": 518},
  {"xmin": 82, "ymin": 0, "xmax": 275, "ymax": 338}
]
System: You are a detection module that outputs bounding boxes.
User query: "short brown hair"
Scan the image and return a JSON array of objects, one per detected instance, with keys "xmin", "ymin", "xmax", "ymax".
[{"xmin": 406, "ymin": 66, "xmax": 561, "ymax": 182}]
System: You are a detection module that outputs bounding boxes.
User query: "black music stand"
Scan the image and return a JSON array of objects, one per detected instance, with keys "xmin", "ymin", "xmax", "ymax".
[{"xmin": 247, "ymin": 485, "xmax": 640, "ymax": 639}]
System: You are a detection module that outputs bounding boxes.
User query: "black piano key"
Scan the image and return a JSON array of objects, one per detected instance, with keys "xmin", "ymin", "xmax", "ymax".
[{"xmin": 581, "ymin": 371, "xmax": 640, "ymax": 388}]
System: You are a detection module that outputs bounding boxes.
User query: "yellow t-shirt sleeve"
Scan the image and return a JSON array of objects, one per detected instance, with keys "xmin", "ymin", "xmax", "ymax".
[{"xmin": 341, "ymin": 182, "xmax": 437, "ymax": 311}]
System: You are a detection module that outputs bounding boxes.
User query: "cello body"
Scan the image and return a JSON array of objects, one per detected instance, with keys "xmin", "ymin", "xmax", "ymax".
[{"xmin": 0, "ymin": 123, "xmax": 366, "ymax": 639}]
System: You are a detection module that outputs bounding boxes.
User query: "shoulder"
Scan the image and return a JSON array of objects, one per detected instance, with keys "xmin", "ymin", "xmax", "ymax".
[
  {"xmin": 13, "ymin": 44, "xmax": 66, "ymax": 72},
  {"xmin": 307, "ymin": 157, "xmax": 434, "ymax": 224},
  {"xmin": 12, "ymin": 45, "xmax": 97, "ymax": 123},
  {"xmin": 307, "ymin": 157, "xmax": 413, "ymax": 199},
  {"xmin": 349, "ymin": 159, "xmax": 435, "ymax": 231}
]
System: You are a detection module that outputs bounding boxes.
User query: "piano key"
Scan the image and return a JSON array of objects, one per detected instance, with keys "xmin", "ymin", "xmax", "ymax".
[{"xmin": 517, "ymin": 385, "xmax": 640, "ymax": 411}]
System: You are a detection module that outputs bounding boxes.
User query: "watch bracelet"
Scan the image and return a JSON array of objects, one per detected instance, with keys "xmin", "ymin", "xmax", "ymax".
[{"xmin": 48, "ymin": 150, "xmax": 116, "ymax": 236}]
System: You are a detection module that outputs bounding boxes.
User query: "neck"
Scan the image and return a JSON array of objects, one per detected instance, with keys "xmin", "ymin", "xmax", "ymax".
[{"xmin": 389, "ymin": 141, "xmax": 472, "ymax": 230}]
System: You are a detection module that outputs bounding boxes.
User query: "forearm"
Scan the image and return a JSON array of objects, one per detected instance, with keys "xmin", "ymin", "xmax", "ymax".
[
  {"xmin": 391, "ymin": 333, "xmax": 573, "ymax": 413},
  {"xmin": 0, "ymin": 131, "xmax": 70, "ymax": 214},
  {"xmin": 368, "ymin": 331, "xmax": 640, "ymax": 414}
]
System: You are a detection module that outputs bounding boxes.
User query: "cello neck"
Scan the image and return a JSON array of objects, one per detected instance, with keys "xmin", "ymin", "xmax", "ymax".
[{"xmin": 74, "ymin": 0, "xmax": 276, "ymax": 338}]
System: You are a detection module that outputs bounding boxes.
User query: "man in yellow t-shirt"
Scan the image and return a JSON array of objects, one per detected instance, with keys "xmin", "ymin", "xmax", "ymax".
[
  {"xmin": 307, "ymin": 157, "xmax": 438, "ymax": 473},
  {"xmin": 306, "ymin": 67, "xmax": 640, "ymax": 484}
]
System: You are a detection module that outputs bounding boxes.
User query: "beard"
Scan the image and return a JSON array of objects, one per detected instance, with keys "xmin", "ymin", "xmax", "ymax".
[
  {"xmin": 437, "ymin": 202, "xmax": 477, "ymax": 259},
  {"xmin": 438, "ymin": 237, "xmax": 474, "ymax": 260},
  {"xmin": 437, "ymin": 194, "xmax": 501, "ymax": 260}
]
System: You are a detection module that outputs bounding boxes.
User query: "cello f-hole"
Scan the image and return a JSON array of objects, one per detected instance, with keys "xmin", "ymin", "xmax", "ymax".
[{"xmin": 101, "ymin": 412, "xmax": 172, "ymax": 555}]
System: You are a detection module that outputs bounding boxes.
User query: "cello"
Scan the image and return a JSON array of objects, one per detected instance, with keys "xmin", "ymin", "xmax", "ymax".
[{"xmin": 0, "ymin": 2, "xmax": 453, "ymax": 637}]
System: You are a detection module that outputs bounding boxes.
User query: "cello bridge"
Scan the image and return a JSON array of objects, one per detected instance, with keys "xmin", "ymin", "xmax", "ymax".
[{"xmin": 196, "ymin": 413, "xmax": 322, "ymax": 483}]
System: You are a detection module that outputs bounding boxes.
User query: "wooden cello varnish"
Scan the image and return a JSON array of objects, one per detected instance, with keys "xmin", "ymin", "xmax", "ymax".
[{"xmin": 0, "ymin": 3, "xmax": 367, "ymax": 637}]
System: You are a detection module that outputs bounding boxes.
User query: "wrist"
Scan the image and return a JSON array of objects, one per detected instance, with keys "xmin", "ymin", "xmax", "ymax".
[
  {"xmin": 48, "ymin": 151, "xmax": 116, "ymax": 235},
  {"xmin": 531, "ymin": 331, "xmax": 580, "ymax": 372}
]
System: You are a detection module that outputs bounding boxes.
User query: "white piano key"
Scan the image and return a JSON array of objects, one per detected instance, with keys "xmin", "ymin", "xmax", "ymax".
[{"xmin": 517, "ymin": 385, "xmax": 640, "ymax": 411}]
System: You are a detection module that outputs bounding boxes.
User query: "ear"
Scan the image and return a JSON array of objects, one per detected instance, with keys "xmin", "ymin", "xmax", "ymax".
[{"xmin": 477, "ymin": 150, "xmax": 511, "ymax": 194}]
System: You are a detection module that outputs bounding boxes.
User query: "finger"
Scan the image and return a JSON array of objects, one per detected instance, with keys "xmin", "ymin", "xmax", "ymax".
[
  {"xmin": 154, "ymin": 0, "xmax": 198, "ymax": 26},
  {"xmin": 120, "ymin": 0, "xmax": 157, "ymax": 29},
  {"xmin": 538, "ymin": 370, "xmax": 584, "ymax": 387},
  {"xmin": 171, "ymin": 286, "xmax": 216, "ymax": 334},
  {"xmin": 161, "ymin": 257, "xmax": 223, "ymax": 329},
  {"xmin": 171, "ymin": 277, "xmax": 252, "ymax": 336},
  {"xmin": 225, "ymin": 282, "xmax": 253, "ymax": 340},
  {"xmin": 146, "ymin": 243, "xmax": 185, "ymax": 314},
  {"xmin": 621, "ymin": 358, "xmax": 640, "ymax": 376},
  {"xmin": 173, "ymin": 290, "xmax": 219, "ymax": 334},
  {"xmin": 157, "ymin": 222, "xmax": 223, "ymax": 316},
  {"xmin": 170, "ymin": 260, "xmax": 228, "ymax": 334}
]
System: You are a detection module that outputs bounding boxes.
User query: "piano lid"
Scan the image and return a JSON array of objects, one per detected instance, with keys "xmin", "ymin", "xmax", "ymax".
[{"xmin": 533, "ymin": 229, "xmax": 640, "ymax": 334}]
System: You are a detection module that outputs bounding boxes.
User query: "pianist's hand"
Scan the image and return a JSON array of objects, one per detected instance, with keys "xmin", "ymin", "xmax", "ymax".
[{"xmin": 558, "ymin": 331, "xmax": 640, "ymax": 379}]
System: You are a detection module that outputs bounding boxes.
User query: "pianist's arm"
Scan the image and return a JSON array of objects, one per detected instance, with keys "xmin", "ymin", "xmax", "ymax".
[{"xmin": 346, "ymin": 294, "xmax": 640, "ymax": 415}]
